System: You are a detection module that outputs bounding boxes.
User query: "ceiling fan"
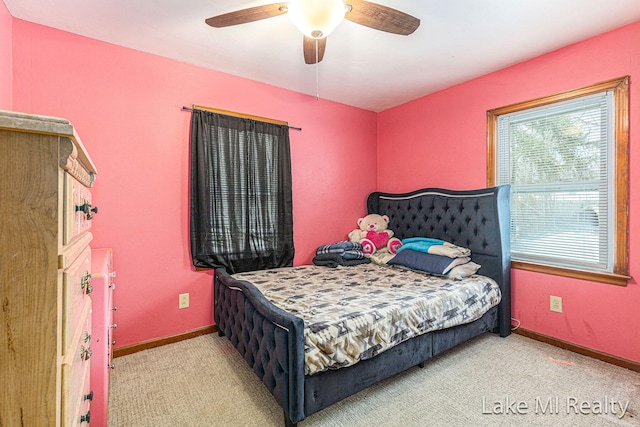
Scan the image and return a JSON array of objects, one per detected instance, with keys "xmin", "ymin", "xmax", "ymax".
[{"xmin": 206, "ymin": 0, "xmax": 420, "ymax": 64}]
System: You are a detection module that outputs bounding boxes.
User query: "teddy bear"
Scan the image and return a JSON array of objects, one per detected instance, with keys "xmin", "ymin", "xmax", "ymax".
[{"xmin": 348, "ymin": 213, "xmax": 402, "ymax": 255}]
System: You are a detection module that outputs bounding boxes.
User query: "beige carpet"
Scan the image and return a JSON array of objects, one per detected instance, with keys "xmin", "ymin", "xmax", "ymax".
[{"xmin": 108, "ymin": 333, "xmax": 639, "ymax": 426}]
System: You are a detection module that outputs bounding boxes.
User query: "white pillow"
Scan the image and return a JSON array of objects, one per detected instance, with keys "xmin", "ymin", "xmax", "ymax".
[{"xmin": 447, "ymin": 261, "xmax": 481, "ymax": 280}]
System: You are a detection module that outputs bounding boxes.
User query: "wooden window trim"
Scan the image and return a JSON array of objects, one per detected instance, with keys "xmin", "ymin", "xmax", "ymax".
[
  {"xmin": 487, "ymin": 76, "xmax": 630, "ymax": 286},
  {"xmin": 192, "ymin": 104, "xmax": 289, "ymax": 126}
]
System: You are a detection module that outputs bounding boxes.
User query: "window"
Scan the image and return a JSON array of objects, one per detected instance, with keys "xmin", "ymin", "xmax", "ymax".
[
  {"xmin": 189, "ymin": 108, "xmax": 294, "ymax": 273},
  {"xmin": 487, "ymin": 77, "xmax": 629, "ymax": 285}
]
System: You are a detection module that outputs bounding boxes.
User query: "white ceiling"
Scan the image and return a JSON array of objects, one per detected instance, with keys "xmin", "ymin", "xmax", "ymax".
[{"xmin": 5, "ymin": 0, "xmax": 640, "ymax": 112}]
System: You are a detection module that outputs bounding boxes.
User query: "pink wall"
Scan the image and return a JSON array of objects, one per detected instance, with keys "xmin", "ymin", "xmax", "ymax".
[
  {"xmin": 0, "ymin": 1, "xmax": 12, "ymax": 109},
  {"xmin": 10, "ymin": 19, "xmax": 377, "ymax": 347},
  {"xmin": 378, "ymin": 22, "xmax": 640, "ymax": 363}
]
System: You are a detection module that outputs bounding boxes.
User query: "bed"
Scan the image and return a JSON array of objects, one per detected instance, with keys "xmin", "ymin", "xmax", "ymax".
[{"xmin": 214, "ymin": 185, "xmax": 511, "ymax": 426}]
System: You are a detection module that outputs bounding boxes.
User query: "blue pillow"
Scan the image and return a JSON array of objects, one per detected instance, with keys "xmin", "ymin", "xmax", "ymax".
[{"xmin": 388, "ymin": 249, "xmax": 470, "ymax": 275}]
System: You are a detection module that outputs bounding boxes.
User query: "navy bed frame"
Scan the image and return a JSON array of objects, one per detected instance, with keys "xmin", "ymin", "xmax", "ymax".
[{"xmin": 214, "ymin": 186, "xmax": 511, "ymax": 426}]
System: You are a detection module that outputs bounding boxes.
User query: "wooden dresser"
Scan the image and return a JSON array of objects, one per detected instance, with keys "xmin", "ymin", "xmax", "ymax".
[{"xmin": 0, "ymin": 111, "xmax": 98, "ymax": 426}]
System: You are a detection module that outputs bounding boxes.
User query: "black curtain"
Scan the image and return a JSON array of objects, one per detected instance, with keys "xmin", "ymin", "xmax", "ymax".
[{"xmin": 189, "ymin": 109, "xmax": 294, "ymax": 273}]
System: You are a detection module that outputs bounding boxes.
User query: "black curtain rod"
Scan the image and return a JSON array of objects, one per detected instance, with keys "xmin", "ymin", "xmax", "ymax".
[{"xmin": 181, "ymin": 106, "xmax": 302, "ymax": 131}]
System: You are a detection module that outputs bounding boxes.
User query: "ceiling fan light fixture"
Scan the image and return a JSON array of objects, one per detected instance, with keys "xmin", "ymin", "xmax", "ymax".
[{"xmin": 287, "ymin": 0, "xmax": 346, "ymax": 39}]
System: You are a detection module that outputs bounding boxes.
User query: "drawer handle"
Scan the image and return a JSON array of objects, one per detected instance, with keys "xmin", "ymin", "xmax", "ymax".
[
  {"xmin": 80, "ymin": 411, "xmax": 91, "ymax": 424},
  {"xmin": 109, "ymin": 363, "xmax": 115, "ymax": 370},
  {"xmin": 83, "ymin": 391, "xmax": 94, "ymax": 401},
  {"xmin": 82, "ymin": 331, "xmax": 92, "ymax": 343},
  {"xmin": 80, "ymin": 345, "xmax": 92, "ymax": 361},
  {"xmin": 81, "ymin": 272, "xmax": 93, "ymax": 295},
  {"xmin": 110, "ymin": 323, "xmax": 118, "ymax": 329},
  {"xmin": 75, "ymin": 202, "xmax": 99, "ymax": 220}
]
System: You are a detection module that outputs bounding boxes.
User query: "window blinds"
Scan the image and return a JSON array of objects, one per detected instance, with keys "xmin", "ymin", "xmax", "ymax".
[{"xmin": 496, "ymin": 91, "xmax": 614, "ymax": 272}]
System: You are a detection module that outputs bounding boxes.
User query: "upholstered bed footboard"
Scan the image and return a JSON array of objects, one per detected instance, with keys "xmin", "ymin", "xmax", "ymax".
[{"xmin": 214, "ymin": 269, "xmax": 306, "ymax": 424}]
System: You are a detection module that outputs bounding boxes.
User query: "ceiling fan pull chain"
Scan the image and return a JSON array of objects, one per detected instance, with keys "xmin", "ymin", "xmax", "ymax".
[{"xmin": 315, "ymin": 38, "xmax": 319, "ymax": 100}]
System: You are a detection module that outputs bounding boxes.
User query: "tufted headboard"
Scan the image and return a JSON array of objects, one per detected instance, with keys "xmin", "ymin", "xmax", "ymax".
[{"xmin": 367, "ymin": 185, "xmax": 511, "ymax": 336}]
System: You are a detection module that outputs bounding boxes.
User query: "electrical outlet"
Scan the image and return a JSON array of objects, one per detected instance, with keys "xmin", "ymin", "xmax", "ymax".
[
  {"xmin": 179, "ymin": 293, "xmax": 190, "ymax": 309},
  {"xmin": 550, "ymin": 295, "xmax": 563, "ymax": 313}
]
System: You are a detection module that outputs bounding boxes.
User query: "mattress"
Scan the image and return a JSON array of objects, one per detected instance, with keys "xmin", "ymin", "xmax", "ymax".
[{"xmin": 233, "ymin": 264, "xmax": 501, "ymax": 375}]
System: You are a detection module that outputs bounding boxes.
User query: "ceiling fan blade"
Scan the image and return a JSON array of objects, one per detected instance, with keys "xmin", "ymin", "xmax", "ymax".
[
  {"xmin": 205, "ymin": 3, "xmax": 288, "ymax": 28},
  {"xmin": 303, "ymin": 36, "xmax": 327, "ymax": 64},
  {"xmin": 345, "ymin": 0, "xmax": 420, "ymax": 35}
]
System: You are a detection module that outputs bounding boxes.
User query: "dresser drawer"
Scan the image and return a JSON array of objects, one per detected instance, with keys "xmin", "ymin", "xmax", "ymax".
[
  {"xmin": 63, "ymin": 173, "xmax": 94, "ymax": 245},
  {"xmin": 61, "ymin": 298, "xmax": 92, "ymax": 427},
  {"xmin": 76, "ymin": 371, "xmax": 93, "ymax": 426},
  {"xmin": 62, "ymin": 245, "xmax": 92, "ymax": 352}
]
